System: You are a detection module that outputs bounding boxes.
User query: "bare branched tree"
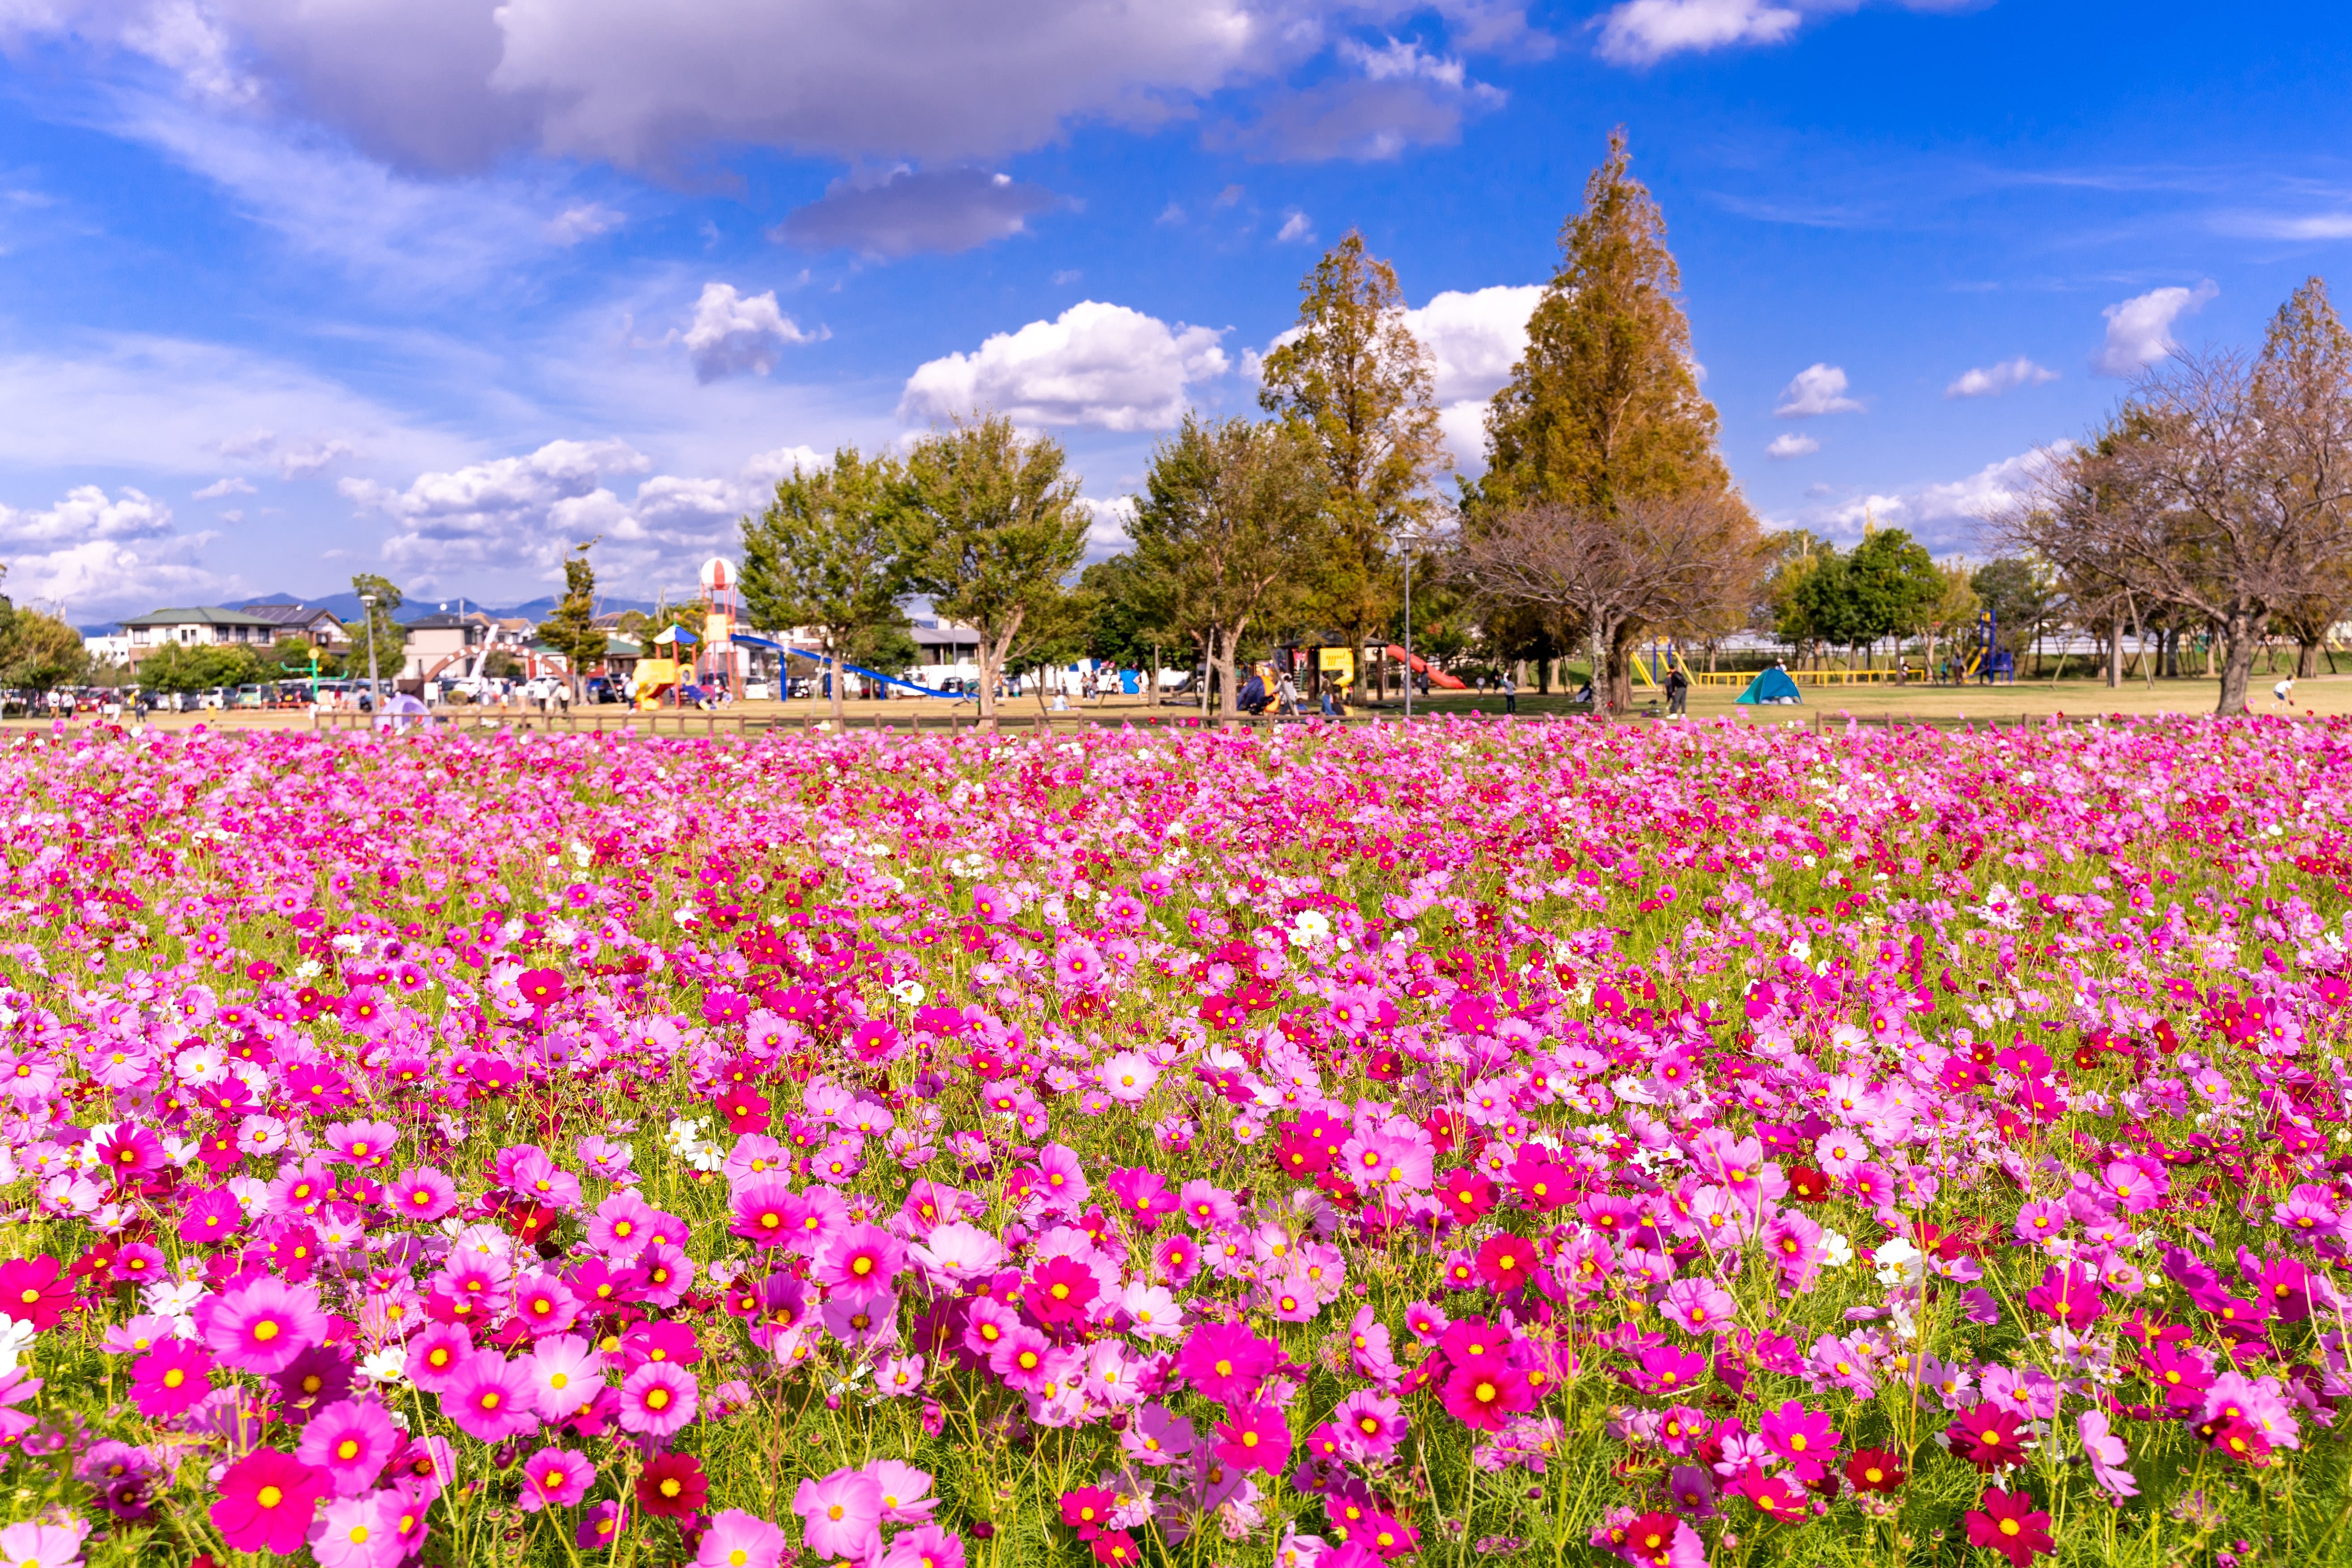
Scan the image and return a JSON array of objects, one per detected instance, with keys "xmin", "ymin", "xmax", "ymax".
[
  {"xmin": 1451, "ymin": 494, "xmax": 1761, "ymax": 716},
  {"xmin": 2008, "ymin": 279, "xmax": 2352, "ymax": 713}
]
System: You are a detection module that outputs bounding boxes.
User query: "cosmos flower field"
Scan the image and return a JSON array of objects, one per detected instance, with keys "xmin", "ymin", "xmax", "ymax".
[{"xmin": 0, "ymin": 713, "xmax": 2347, "ymax": 1568}]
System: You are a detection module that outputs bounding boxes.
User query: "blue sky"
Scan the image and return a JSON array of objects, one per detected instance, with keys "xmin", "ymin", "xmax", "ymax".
[{"xmin": 0, "ymin": 0, "xmax": 2348, "ymax": 622}]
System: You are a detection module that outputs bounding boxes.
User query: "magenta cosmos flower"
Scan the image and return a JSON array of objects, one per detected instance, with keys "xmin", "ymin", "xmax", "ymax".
[
  {"xmin": 521, "ymin": 1447, "xmax": 597, "ymax": 1512},
  {"xmin": 1212, "ymin": 1401, "xmax": 1292, "ymax": 1474},
  {"xmin": 211, "ymin": 1447, "xmax": 328, "ymax": 1556},
  {"xmin": 128, "ymin": 1340, "xmax": 213, "ymax": 1419},
  {"xmin": 204, "ymin": 1276, "xmax": 328, "ymax": 1374},
  {"xmin": 293, "ymin": 1397, "xmax": 400, "ymax": 1496},
  {"xmin": 618, "ymin": 1360, "xmax": 698, "ymax": 1439}
]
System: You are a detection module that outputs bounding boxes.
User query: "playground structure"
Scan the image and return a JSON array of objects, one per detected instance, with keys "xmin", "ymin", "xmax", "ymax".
[
  {"xmin": 1384, "ymin": 645, "xmax": 1468, "ymax": 690},
  {"xmin": 633, "ymin": 558, "xmax": 737, "ymax": 709}
]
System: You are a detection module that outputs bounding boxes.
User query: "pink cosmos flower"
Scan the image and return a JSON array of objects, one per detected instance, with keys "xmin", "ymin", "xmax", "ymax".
[
  {"xmin": 390, "ymin": 1167, "xmax": 457, "ymax": 1222},
  {"xmin": 0, "ymin": 1521, "xmax": 82, "ymax": 1568},
  {"xmin": 521, "ymin": 1447, "xmax": 597, "ymax": 1512},
  {"xmin": 406, "ymin": 1323, "xmax": 477, "ymax": 1395},
  {"xmin": 1442, "ymin": 1355, "xmax": 1534, "ymax": 1431},
  {"xmin": 527, "ymin": 1334, "xmax": 608, "ymax": 1422},
  {"xmin": 1332, "ymin": 1389, "xmax": 1406, "ymax": 1461},
  {"xmin": 128, "ymin": 1340, "xmax": 213, "ymax": 1419},
  {"xmin": 204, "ymin": 1276, "xmax": 328, "ymax": 1374},
  {"xmin": 815, "ymin": 1223, "xmax": 905, "ymax": 1301},
  {"xmin": 618, "ymin": 1360, "xmax": 698, "ymax": 1439},
  {"xmin": 211, "ymin": 1447, "xmax": 328, "ymax": 1556},
  {"xmin": 793, "ymin": 1469, "xmax": 884, "ymax": 1560},
  {"xmin": 988, "ymin": 1324, "xmax": 1058, "ymax": 1393},
  {"xmin": 308, "ymin": 1493, "xmax": 401, "ymax": 1568},
  {"xmin": 729, "ymin": 1176, "xmax": 797, "ymax": 1249},
  {"xmin": 1756, "ymin": 1399, "xmax": 1840, "ymax": 1481},
  {"xmin": 444, "ymin": 1352, "xmax": 541, "ymax": 1443},
  {"xmin": 697, "ymin": 1508, "xmax": 786, "ymax": 1568},
  {"xmin": 511, "ymin": 1274, "xmax": 583, "ymax": 1337},
  {"xmin": 1212, "ymin": 1400, "xmax": 1291, "ymax": 1473},
  {"xmin": 861, "ymin": 1458, "xmax": 937, "ymax": 1525},
  {"xmin": 294, "ymin": 1397, "xmax": 400, "ymax": 1496},
  {"xmin": 2078, "ymin": 1410, "xmax": 2138, "ymax": 1500},
  {"xmin": 1659, "ymin": 1277, "xmax": 1738, "ymax": 1337}
]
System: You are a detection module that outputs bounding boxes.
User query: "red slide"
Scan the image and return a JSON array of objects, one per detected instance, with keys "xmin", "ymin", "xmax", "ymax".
[{"xmin": 1385, "ymin": 645, "xmax": 1469, "ymax": 689}]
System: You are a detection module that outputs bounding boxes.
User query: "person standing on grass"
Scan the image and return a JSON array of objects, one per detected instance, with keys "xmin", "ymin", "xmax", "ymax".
[
  {"xmin": 1500, "ymin": 669, "xmax": 1517, "ymax": 715},
  {"xmin": 1276, "ymin": 668, "xmax": 1301, "ymax": 716},
  {"xmin": 1665, "ymin": 666, "xmax": 1689, "ymax": 717}
]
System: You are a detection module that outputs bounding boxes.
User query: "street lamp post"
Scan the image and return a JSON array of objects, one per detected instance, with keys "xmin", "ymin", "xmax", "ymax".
[
  {"xmin": 1402, "ymin": 539, "xmax": 1413, "ymax": 722},
  {"xmin": 359, "ymin": 593, "xmax": 380, "ymax": 713}
]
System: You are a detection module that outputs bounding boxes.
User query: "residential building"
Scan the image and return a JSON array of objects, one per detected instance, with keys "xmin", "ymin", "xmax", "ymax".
[
  {"xmin": 118, "ymin": 606, "xmax": 285, "ymax": 662},
  {"xmin": 397, "ymin": 612, "xmax": 486, "ymax": 682},
  {"xmin": 237, "ymin": 602, "xmax": 345, "ymax": 647}
]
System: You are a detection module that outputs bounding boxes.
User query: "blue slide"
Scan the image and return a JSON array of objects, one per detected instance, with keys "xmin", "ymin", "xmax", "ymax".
[{"xmin": 738, "ymin": 636, "xmax": 973, "ymax": 701}]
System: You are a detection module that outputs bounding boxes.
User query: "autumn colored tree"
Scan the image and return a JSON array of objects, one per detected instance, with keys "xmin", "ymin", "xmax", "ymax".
[
  {"xmin": 1463, "ymin": 130, "xmax": 1753, "ymax": 708},
  {"xmin": 1258, "ymin": 232, "xmax": 1447, "ymax": 695}
]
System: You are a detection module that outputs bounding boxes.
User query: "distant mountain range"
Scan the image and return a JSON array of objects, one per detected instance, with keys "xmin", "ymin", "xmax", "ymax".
[
  {"xmin": 81, "ymin": 590, "xmax": 669, "ymax": 635},
  {"xmin": 245, "ymin": 590, "xmax": 666, "ymax": 624}
]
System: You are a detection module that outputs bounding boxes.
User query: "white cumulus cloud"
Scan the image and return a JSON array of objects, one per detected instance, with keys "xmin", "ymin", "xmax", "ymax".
[
  {"xmin": 1794, "ymin": 444, "xmax": 2069, "ymax": 554},
  {"xmin": 1597, "ymin": 0, "xmax": 1802, "ymax": 64},
  {"xmin": 899, "ymin": 301, "xmax": 1230, "ymax": 431},
  {"xmin": 679, "ymin": 283, "xmax": 823, "ymax": 383},
  {"xmin": 1399, "ymin": 283, "xmax": 1544, "ymax": 469},
  {"xmin": 2093, "ymin": 282, "xmax": 2217, "ymax": 378},
  {"xmin": 1594, "ymin": 0, "xmax": 1965, "ymax": 67},
  {"xmin": 0, "ymin": 485, "xmax": 225, "ymax": 618},
  {"xmin": 194, "ymin": 476, "xmax": 257, "ymax": 499},
  {"xmin": 1945, "ymin": 357, "xmax": 2058, "ymax": 398},
  {"xmin": 1766, "ymin": 432, "xmax": 1819, "ymax": 459},
  {"xmin": 341, "ymin": 439, "xmax": 839, "ymax": 592},
  {"xmin": 343, "ymin": 437, "xmax": 653, "ymax": 574},
  {"xmin": 1774, "ymin": 362, "xmax": 1862, "ymax": 418}
]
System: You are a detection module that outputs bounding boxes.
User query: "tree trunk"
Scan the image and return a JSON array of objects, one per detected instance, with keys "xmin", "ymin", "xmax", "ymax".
[
  {"xmin": 1605, "ymin": 624, "xmax": 1637, "ymax": 714},
  {"xmin": 2107, "ymin": 612, "xmax": 2123, "ymax": 688},
  {"xmin": 977, "ymin": 609, "xmax": 1024, "ymax": 734},
  {"xmin": 1149, "ymin": 646, "xmax": 1161, "ymax": 708},
  {"xmin": 829, "ymin": 643, "xmax": 846, "ymax": 725},
  {"xmin": 1210, "ymin": 627, "xmax": 1240, "ymax": 723},
  {"xmin": 2215, "ymin": 614, "xmax": 2258, "ymax": 714},
  {"xmin": 2299, "ymin": 640, "xmax": 2322, "ymax": 680}
]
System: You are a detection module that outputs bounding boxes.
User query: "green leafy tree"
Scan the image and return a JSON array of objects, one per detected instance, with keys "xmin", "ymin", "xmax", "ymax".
[
  {"xmin": 135, "ymin": 642, "xmax": 259, "ymax": 695},
  {"xmin": 740, "ymin": 447, "xmax": 913, "ymax": 722},
  {"xmin": 536, "ymin": 542, "xmax": 609, "ymax": 703},
  {"xmin": 1258, "ymin": 232, "xmax": 1446, "ymax": 695},
  {"xmin": 898, "ymin": 415, "xmax": 1088, "ymax": 732},
  {"xmin": 348, "ymin": 574, "xmax": 408, "ymax": 695},
  {"xmin": 1466, "ymin": 130, "xmax": 1751, "ymax": 708},
  {"xmin": 1842, "ymin": 526, "xmax": 1941, "ymax": 677},
  {"xmin": 1126, "ymin": 416, "xmax": 1327, "ymax": 720},
  {"xmin": 1922, "ymin": 562, "xmax": 1981, "ymax": 680},
  {"xmin": 0, "ymin": 603, "xmax": 89, "ymax": 692}
]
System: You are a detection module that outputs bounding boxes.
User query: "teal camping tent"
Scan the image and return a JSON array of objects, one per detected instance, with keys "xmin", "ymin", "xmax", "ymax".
[{"xmin": 1735, "ymin": 667, "xmax": 1803, "ymax": 705}]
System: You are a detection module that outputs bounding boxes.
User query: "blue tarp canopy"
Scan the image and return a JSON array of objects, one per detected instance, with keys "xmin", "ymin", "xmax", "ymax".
[
  {"xmin": 1735, "ymin": 666, "xmax": 1803, "ymax": 705},
  {"xmin": 651, "ymin": 624, "xmax": 697, "ymax": 646}
]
